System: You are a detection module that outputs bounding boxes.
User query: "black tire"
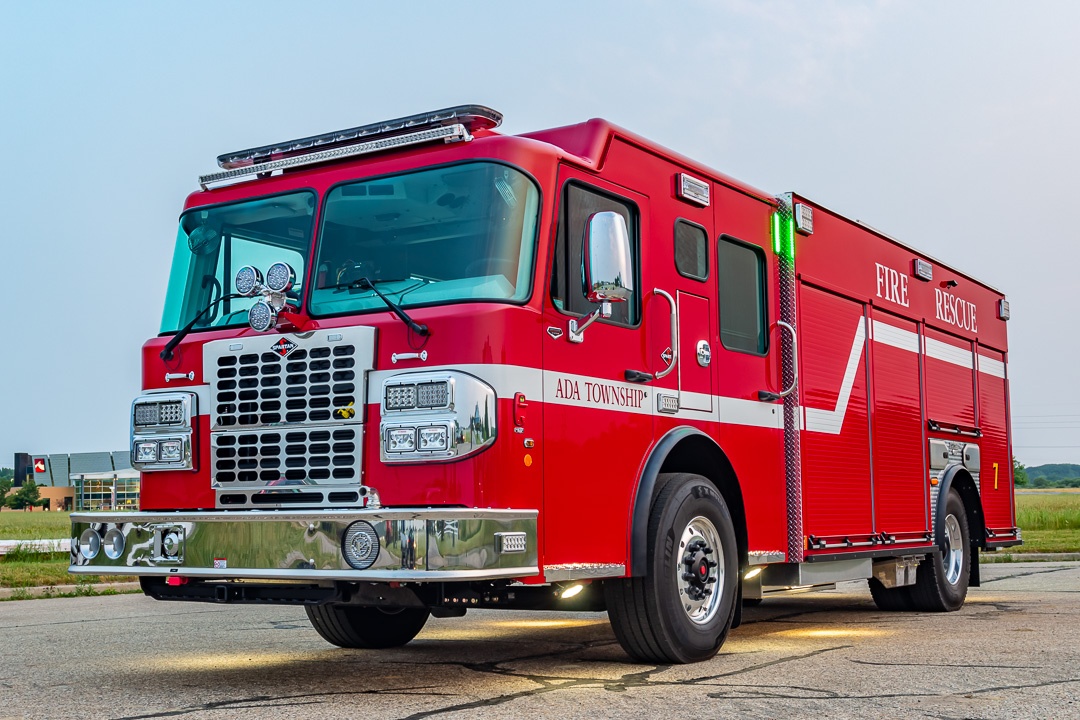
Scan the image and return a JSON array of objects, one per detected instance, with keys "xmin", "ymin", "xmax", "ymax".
[
  {"xmin": 305, "ymin": 604, "xmax": 430, "ymax": 648},
  {"xmin": 868, "ymin": 576, "xmax": 914, "ymax": 611},
  {"xmin": 909, "ymin": 489, "xmax": 970, "ymax": 612},
  {"xmin": 604, "ymin": 473, "xmax": 739, "ymax": 664}
]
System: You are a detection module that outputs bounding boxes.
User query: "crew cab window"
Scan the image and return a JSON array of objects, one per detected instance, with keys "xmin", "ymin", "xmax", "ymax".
[
  {"xmin": 718, "ymin": 236, "xmax": 767, "ymax": 354},
  {"xmin": 550, "ymin": 183, "xmax": 640, "ymax": 326},
  {"xmin": 674, "ymin": 219, "xmax": 708, "ymax": 281}
]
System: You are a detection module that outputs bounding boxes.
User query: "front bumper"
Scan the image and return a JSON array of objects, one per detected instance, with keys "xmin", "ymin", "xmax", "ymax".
[{"xmin": 70, "ymin": 508, "xmax": 538, "ymax": 582}]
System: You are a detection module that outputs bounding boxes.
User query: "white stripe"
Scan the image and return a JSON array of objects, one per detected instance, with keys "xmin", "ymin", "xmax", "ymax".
[
  {"xmin": 977, "ymin": 355, "xmax": 1007, "ymax": 379},
  {"xmin": 367, "ymin": 363, "xmax": 779, "ymax": 427},
  {"xmin": 924, "ymin": 336, "xmax": 974, "ymax": 369},
  {"xmin": 719, "ymin": 397, "xmax": 783, "ymax": 429},
  {"xmin": 542, "ymin": 370, "xmax": 652, "ymax": 416},
  {"xmin": 871, "ymin": 320, "xmax": 919, "ymax": 353},
  {"xmin": 804, "ymin": 317, "xmax": 866, "ymax": 435}
]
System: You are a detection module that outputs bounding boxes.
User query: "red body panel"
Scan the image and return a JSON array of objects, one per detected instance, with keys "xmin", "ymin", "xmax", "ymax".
[{"xmin": 798, "ymin": 285, "xmax": 873, "ymax": 539}]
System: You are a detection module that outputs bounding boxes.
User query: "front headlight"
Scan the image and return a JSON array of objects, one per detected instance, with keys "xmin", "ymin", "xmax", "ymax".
[
  {"xmin": 380, "ymin": 371, "xmax": 495, "ymax": 463},
  {"xmin": 386, "ymin": 427, "xmax": 416, "ymax": 453},
  {"xmin": 131, "ymin": 392, "xmax": 196, "ymax": 471},
  {"xmin": 159, "ymin": 440, "xmax": 183, "ymax": 462},
  {"xmin": 418, "ymin": 425, "xmax": 449, "ymax": 451},
  {"xmin": 135, "ymin": 442, "xmax": 159, "ymax": 463}
]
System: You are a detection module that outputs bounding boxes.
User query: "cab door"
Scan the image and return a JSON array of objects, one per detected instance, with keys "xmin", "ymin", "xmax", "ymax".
[
  {"xmin": 540, "ymin": 171, "xmax": 652, "ymax": 574},
  {"xmin": 712, "ymin": 197, "xmax": 788, "ymax": 556}
]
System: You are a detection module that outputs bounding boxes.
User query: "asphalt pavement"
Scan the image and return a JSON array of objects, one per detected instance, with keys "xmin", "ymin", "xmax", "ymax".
[{"xmin": 1, "ymin": 561, "xmax": 1077, "ymax": 720}]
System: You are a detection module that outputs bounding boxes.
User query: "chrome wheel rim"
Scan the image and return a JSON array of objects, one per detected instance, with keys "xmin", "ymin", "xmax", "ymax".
[
  {"xmin": 676, "ymin": 515, "xmax": 725, "ymax": 625},
  {"xmin": 943, "ymin": 514, "xmax": 964, "ymax": 585}
]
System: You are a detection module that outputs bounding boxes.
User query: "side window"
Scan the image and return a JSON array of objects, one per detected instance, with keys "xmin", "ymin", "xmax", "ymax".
[
  {"xmin": 674, "ymin": 220, "xmax": 708, "ymax": 281},
  {"xmin": 550, "ymin": 182, "xmax": 640, "ymax": 326},
  {"xmin": 718, "ymin": 236, "xmax": 767, "ymax": 354}
]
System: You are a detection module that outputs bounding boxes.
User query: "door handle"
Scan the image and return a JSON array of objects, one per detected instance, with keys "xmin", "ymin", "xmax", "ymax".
[
  {"xmin": 758, "ymin": 320, "xmax": 798, "ymax": 401},
  {"xmin": 653, "ymin": 288, "xmax": 678, "ymax": 380}
]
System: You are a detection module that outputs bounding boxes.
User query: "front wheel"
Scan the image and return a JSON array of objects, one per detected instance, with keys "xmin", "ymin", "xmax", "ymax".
[
  {"xmin": 305, "ymin": 604, "xmax": 429, "ymax": 648},
  {"xmin": 605, "ymin": 473, "xmax": 739, "ymax": 664},
  {"xmin": 908, "ymin": 488, "xmax": 971, "ymax": 612}
]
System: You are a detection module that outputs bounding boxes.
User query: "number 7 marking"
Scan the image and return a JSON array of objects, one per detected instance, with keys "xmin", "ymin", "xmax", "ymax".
[{"xmin": 993, "ymin": 462, "xmax": 999, "ymax": 490}]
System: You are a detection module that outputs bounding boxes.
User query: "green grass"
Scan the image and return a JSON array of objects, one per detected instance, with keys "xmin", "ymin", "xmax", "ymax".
[
  {"xmin": 1012, "ymin": 530, "xmax": 1080, "ymax": 554},
  {"xmin": 0, "ymin": 510, "xmax": 72, "ymax": 540},
  {"xmin": 0, "ymin": 551, "xmax": 131, "ymax": 589},
  {"xmin": 1016, "ymin": 492, "xmax": 1080, "ymax": 530}
]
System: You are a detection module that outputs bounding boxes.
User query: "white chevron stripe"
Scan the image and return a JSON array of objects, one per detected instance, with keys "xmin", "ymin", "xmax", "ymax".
[{"xmin": 803, "ymin": 317, "xmax": 867, "ymax": 435}]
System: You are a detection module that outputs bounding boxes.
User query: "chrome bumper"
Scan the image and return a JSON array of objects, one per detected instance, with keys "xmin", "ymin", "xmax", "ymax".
[{"xmin": 69, "ymin": 508, "xmax": 538, "ymax": 582}]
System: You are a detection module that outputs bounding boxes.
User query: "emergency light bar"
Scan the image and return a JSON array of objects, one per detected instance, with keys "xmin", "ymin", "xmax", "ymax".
[{"xmin": 199, "ymin": 104, "xmax": 503, "ymax": 190}]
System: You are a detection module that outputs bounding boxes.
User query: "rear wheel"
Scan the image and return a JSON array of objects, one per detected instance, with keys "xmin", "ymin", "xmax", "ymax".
[
  {"xmin": 305, "ymin": 604, "xmax": 430, "ymax": 648},
  {"xmin": 605, "ymin": 473, "xmax": 739, "ymax": 664},
  {"xmin": 909, "ymin": 489, "xmax": 970, "ymax": 612}
]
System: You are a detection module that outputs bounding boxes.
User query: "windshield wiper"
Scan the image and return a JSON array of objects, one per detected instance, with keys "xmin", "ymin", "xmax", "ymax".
[
  {"xmin": 346, "ymin": 277, "xmax": 429, "ymax": 336},
  {"xmin": 161, "ymin": 293, "xmax": 244, "ymax": 360}
]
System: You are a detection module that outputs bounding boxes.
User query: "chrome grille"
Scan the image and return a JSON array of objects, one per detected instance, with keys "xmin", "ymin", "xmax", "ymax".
[
  {"xmin": 214, "ymin": 345, "xmax": 360, "ymax": 429},
  {"xmin": 212, "ymin": 426, "xmax": 359, "ymax": 486},
  {"xmin": 202, "ymin": 327, "xmax": 377, "ymax": 509}
]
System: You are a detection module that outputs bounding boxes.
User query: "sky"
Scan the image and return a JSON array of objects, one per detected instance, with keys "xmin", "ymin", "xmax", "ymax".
[{"xmin": 1, "ymin": 1, "xmax": 1078, "ymax": 468}]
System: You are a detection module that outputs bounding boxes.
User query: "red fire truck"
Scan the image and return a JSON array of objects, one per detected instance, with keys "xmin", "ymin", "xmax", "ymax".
[{"xmin": 70, "ymin": 105, "xmax": 1019, "ymax": 663}]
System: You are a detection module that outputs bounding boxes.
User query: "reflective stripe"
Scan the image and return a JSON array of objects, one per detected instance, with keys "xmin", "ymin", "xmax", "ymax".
[{"xmin": 803, "ymin": 318, "xmax": 866, "ymax": 435}]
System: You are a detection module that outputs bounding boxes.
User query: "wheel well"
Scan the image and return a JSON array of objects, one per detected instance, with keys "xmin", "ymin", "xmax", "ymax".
[
  {"xmin": 649, "ymin": 431, "xmax": 748, "ymax": 569},
  {"xmin": 948, "ymin": 468, "xmax": 987, "ymax": 549}
]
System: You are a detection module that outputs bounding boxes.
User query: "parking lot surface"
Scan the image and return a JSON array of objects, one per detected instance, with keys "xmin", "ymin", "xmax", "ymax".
[{"xmin": 1, "ymin": 561, "xmax": 1077, "ymax": 719}]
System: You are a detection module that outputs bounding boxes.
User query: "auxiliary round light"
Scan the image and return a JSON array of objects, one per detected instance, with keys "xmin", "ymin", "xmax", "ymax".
[
  {"xmin": 560, "ymin": 584, "xmax": 584, "ymax": 599},
  {"xmin": 78, "ymin": 529, "xmax": 101, "ymax": 560},
  {"xmin": 264, "ymin": 262, "xmax": 296, "ymax": 293},
  {"xmin": 234, "ymin": 265, "xmax": 263, "ymax": 296},
  {"xmin": 103, "ymin": 528, "xmax": 126, "ymax": 560},
  {"xmin": 248, "ymin": 300, "xmax": 277, "ymax": 332},
  {"xmin": 342, "ymin": 521, "xmax": 380, "ymax": 570}
]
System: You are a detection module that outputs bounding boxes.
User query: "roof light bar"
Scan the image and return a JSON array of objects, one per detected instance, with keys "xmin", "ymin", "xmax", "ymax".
[
  {"xmin": 199, "ymin": 123, "xmax": 470, "ymax": 189},
  {"xmin": 217, "ymin": 104, "xmax": 502, "ymax": 169}
]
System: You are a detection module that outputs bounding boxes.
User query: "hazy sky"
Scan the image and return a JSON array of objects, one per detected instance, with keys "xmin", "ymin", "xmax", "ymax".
[{"xmin": 2, "ymin": 1, "xmax": 1078, "ymax": 467}]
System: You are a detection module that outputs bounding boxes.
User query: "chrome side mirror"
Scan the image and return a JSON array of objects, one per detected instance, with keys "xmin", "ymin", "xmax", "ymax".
[
  {"xmin": 582, "ymin": 211, "xmax": 634, "ymax": 303},
  {"xmin": 570, "ymin": 212, "xmax": 634, "ymax": 343}
]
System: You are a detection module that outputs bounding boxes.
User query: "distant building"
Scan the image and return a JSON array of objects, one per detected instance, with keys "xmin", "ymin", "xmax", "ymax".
[{"xmin": 10, "ymin": 451, "xmax": 136, "ymax": 511}]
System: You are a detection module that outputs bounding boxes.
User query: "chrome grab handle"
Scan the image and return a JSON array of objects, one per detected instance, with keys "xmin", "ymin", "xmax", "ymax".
[
  {"xmin": 758, "ymin": 320, "xmax": 798, "ymax": 401},
  {"xmin": 653, "ymin": 288, "xmax": 678, "ymax": 380}
]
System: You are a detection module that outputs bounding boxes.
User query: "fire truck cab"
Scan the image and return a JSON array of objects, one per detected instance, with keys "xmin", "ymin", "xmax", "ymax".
[{"xmin": 71, "ymin": 105, "xmax": 1018, "ymax": 664}]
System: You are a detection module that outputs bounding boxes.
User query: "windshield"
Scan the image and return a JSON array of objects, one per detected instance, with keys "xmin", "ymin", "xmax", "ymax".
[
  {"xmin": 309, "ymin": 162, "xmax": 540, "ymax": 317},
  {"xmin": 161, "ymin": 191, "xmax": 315, "ymax": 333}
]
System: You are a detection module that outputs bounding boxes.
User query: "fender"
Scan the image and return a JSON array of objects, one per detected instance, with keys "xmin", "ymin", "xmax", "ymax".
[
  {"xmin": 628, "ymin": 426, "xmax": 717, "ymax": 576},
  {"xmin": 934, "ymin": 463, "xmax": 984, "ymax": 587}
]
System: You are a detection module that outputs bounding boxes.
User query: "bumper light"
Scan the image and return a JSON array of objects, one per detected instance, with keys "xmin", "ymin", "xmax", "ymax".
[
  {"xmin": 342, "ymin": 521, "xmax": 380, "ymax": 570},
  {"xmin": 78, "ymin": 529, "xmax": 101, "ymax": 560},
  {"xmin": 103, "ymin": 528, "xmax": 126, "ymax": 560}
]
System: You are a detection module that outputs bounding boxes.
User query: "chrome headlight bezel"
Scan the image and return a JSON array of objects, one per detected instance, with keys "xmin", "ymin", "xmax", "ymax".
[
  {"xmin": 131, "ymin": 392, "xmax": 197, "ymax": 472},
  {"xmin": 380, "ymin": 372, "xmax": 495, "ymax": 463}
]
